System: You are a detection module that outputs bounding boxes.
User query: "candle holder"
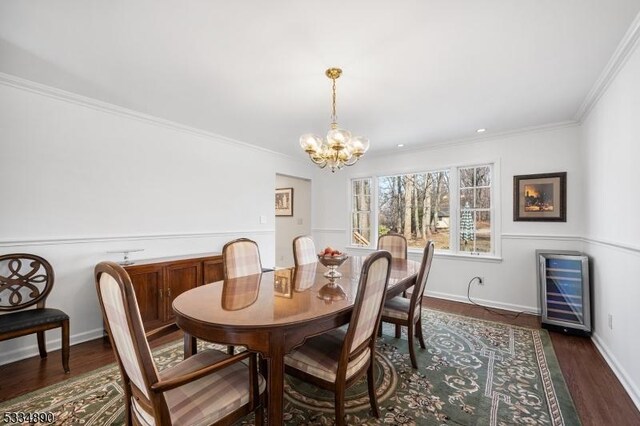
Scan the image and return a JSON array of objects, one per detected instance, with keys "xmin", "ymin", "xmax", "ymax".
[{"xmin": 107, "ymin": 249, "xmax": 144, "ymax": 266}]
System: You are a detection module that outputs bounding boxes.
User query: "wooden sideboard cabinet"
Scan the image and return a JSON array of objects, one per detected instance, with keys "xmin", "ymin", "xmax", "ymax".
[{"xmin": 123, "ymin": 253, "xmax": 223, "ymax": 331}]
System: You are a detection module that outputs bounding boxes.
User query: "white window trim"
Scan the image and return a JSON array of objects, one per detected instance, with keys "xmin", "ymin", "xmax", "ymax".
[{"xmin": 346, "ymin": 160, "xmax": 502, "ymax": 259}]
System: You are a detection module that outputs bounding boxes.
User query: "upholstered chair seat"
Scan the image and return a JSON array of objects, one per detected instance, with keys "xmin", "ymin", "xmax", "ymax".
[
  {"xmin": 381, "ymin": 297, "xmax": 412, "ymax": 321},
  {"xmin": 284, "ymin": 326, "xmax": 370, "ymax": 382},
  {"xmin": 130, "ymin": 350, "xmax": 266, "ymax": 426}
]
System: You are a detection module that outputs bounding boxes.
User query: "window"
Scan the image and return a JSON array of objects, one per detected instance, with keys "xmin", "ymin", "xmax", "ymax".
[
  {"xmin": 377, "ymin": 171, "xmax": 450, "ymax": 250},
  {"xmin": 351, "ymin": 178, "xmax": 372, "ymax": 246},
  {"xmin": 459, "ymin": 165, "xmax": 492, "ymax": 253},
  {"xmin": 350, "ymin": 163, "xmax": 495, "ymax": 256}
]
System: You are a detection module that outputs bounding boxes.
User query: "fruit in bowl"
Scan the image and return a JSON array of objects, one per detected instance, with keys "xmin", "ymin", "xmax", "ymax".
[{"xmin": 318, "ymin": 246, "xmax": 344, "ymax": 257}]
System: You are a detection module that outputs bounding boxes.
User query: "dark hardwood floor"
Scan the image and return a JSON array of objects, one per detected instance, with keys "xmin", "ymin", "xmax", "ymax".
[{"xmin": 1, "ymin": 297, "xmax": 638, "ymax": 425}]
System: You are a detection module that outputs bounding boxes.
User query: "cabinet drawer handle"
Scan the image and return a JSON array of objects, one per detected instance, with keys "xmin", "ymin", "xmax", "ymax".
[{"xmin": 167, "ymin": 288, "xmax": 172, "ymax": 298}]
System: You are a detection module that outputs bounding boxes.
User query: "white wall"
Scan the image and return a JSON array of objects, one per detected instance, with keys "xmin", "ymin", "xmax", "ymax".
[
  {"xmin": 0, "ymin": 80, "xmax": 311, "ymax": 365},
  {"xmin": 580, "ymin": 38, "xmax": 640, "ymax": 408},
  {"xmin": 312, "ymin": 125, "xmax": 584, "ymax": 313},
  {"xmin": 275, "ymin": 174, "xmax": 311, "ymax": 267}
]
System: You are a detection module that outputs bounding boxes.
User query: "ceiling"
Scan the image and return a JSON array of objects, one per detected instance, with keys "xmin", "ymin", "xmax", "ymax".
[{"xmin": 1, "ymin": 1, "xmax": 639, "ymax": 158}]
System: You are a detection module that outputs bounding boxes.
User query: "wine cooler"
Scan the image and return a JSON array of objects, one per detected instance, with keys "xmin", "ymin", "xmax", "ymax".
[{"xmin": 536, "ymin": 250, "xmax": 591, "ymax": 336}]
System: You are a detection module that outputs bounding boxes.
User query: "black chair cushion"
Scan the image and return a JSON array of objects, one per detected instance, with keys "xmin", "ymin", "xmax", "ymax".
[{"xmin": 0, "ymin": 308, "xmax": 69, "ymax": 333}]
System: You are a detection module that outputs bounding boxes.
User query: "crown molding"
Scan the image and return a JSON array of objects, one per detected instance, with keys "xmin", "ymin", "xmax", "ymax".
[
  {"xmin": 0, "ymin": 72, "xmax": 308, "ymax": 163},
  {"xmin": 367, "ymin": 120, "xmax": 579, "ymax": 158},
  {"xmin": 575, "ymin": 12, "xmax": 640, "ymax": 122}
]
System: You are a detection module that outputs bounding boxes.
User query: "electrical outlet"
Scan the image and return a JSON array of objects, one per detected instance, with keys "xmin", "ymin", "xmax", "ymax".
[
  {"xmin": 608, "ymin": 314, "xmax": 613, "ymax": 330},
  {"xmin": 477, "ymin": 276, "xmax": 484, "ymax": 285}
]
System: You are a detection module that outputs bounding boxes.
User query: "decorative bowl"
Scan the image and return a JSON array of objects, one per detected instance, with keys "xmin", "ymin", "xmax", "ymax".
[{"xmin": 317, "ymin": 254, "xmax": 348, "ymax": 278}]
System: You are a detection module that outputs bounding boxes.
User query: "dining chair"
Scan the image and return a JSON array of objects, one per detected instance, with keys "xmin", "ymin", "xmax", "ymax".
[
  {"xmin": 0, "ymin": 253, "xmax": 70, "ymax": 373},
  {"xmin": 377, "ymin": 233, "xmax": 409, "ymax": 337},
  {"xmin": 223, "ymin": 238, "xmax": 263, "ymax": 279},
  {"xmin": 94, "ymin": 261, "xmax": 265, "ymax": 426},
  {"xmin": 380, "ymin": 241, "xmax": 435, "ymax": 369},
  {"xmin": 292, "ymin": 235, "xmax": 317, "ymax": 266},
  {"xmin": 377, "ymin": 232, "xmax": 408, "ymax": 260},
  {"xmin": 284, "ymin": 251, "xmax": 392, "ymax": 426}
]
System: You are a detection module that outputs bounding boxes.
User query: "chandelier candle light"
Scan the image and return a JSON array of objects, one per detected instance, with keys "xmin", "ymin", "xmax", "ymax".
[{"xmin": 299, "ymin": 68, "xmax": 370, "ymax": 172}]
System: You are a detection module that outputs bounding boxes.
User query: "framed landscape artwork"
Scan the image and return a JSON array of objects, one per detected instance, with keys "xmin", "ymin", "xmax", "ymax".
[
  {"xmin": 275, "ymin": 187, "xmax": 294, "ymax": 216},
  {"xmin": 514, "ymin": 172, "xmax": 566, "ymax": 222}
]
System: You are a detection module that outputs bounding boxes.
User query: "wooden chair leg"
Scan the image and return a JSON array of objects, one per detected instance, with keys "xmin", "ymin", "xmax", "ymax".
[
  {"xmin": 37, "ymin": 330, "xmax": 47, "ymax": 358},
  {"xmin": 254, "ymin": 406, "xmax": 264, "ymax": 425},
  {"xmin": 62, "ymin": 320, "xmax": 70, "ymax": 373},
  {"xmin": 395, "ymin": 324, "xmax": 401, "ymax": 339},
  {"xmin": 377, "ymin": 323, "xmax": 383, "ymax": 337},
  {"xmin": 335, "ymin": 384, "xmax": 346, "ymax": 426},
  {"xmin": 367, "ymin": 362, "xmax": 380, "ymax": 418},
  {"xmin": 416, "ymin": 317, "xmax": 426, "ymax": 349},
  {"xmin": 407, "ymin": 322, "xmax": 418, "ymax": 369}
]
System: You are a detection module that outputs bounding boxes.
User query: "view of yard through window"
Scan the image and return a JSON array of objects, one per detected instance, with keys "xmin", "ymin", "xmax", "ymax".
[
  {"xmin": 351, "ymin": 164, "xmax": 492, "ymax": 254},
  {"xmin": 378, "ymin": 171, "xmax": 450, "ymax": 250}
]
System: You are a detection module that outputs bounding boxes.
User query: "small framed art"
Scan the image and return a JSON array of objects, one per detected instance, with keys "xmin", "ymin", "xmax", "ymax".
[{"xmin": 275, "ymin": 187, "xmax": 294, "ymax": 217}]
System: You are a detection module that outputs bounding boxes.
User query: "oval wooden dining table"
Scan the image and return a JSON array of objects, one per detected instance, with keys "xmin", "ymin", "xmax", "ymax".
[{"xmin": 173, "ymin": 256, "xmax": 420, "ymax": 426}]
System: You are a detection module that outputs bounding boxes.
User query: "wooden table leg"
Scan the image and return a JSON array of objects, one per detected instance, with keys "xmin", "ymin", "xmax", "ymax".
[
  {"xmin": 183, "ymin": 333, "xmax": 197, "ymax": 359},
  {"xmin": 266, "ymin": 337, "xmax": 285, "ymax": 425}
]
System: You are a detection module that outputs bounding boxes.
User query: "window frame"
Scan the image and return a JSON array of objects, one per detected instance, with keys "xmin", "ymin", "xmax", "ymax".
[{"xmin": 347, "ymin": 160, "xmax": 501, "ymax": 260}]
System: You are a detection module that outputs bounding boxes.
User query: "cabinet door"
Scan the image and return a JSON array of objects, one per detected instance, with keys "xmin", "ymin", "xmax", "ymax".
[
  {"xmin": 127, "ymin": 265, "xmax": 165, "ymax": 331},
  {"xmin": 165, "ymin": 261, "xmax": 203, "ymax": 321},
  {"xmin": 203, "ymin": 257, "xmax": 224, "ymax": 284}
]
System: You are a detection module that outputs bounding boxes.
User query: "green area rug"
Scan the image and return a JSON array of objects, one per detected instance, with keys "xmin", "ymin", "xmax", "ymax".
[{"xmin": 0, "ymin": 309, "xmax": 580, "ymax": 425}]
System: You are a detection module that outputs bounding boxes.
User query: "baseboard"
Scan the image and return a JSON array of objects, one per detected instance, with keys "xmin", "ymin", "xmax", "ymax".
[
  {"xmin": 426, "ymin": 290, "xmax": 541, "ymax": 315},
  {"xmin": 591, "ymin": 333, "xmax": 640, "ymax": 411},
  {"xmin": 0, "ymin": 328, "xmax": 105, "ymax": 366}
]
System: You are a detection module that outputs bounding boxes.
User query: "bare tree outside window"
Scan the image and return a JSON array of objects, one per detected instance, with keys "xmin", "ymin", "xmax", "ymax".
[
  {"xmin": 377, "ymin": 171, "xmax": 450, "ymax": 250},
  {"xmin": 351, "ymin": 178, "xmax": 372, "ymax": 246}
]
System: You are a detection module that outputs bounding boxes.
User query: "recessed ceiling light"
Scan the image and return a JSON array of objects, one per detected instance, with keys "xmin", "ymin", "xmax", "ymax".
[
  {"xmin": 397, "ymin": 144, "xmax": 405, "ymax": 148},
  {"xmin": 476, "ymin": 128, "xmax": 486, "ymax": 133}
]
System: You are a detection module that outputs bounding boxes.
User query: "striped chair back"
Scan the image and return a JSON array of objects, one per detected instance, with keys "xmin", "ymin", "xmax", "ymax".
[
  {"xmin": 411, "ymin": 241, "xmax": 435, "ymax": 316},
  {"xmin": 95, "ymin": 262, "xmax": 157, "ymax": 401},
  {"xmin": 346, "ymin": 251, "xmax": 392, "ymax": 354},
  {"xmin": 223, "ymin": 238, "xmax": 263, "ymax": 279},
  {"xmin": 377, "ymin": 233, "xmax": 408, "ymax": 259},
  {"xmin": 293, "ymin": 235, "xmax": 317, "ymax": 266}
]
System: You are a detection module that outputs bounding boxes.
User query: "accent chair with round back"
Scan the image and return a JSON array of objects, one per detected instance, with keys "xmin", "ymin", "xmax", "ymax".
[
  {"xmin": 0, "ymin": 253, "xmax": 69, "ymax": 373},
  {"xmin": 283, "ymin": 250, "xmax": 392, "ymax": 426},
  {"xmin": 95, "ymin": 261, "xmax": 265, "ymax": 425},
  {"xmin": 380, "ymin": 240, "xmax": 435, "ymax": 369}
]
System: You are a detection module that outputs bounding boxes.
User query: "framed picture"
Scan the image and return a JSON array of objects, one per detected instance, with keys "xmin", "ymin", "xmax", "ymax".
[
  {"xmin": 514, "ymin": 172, "xmax": 567, "ymax": 222},
  {"xmin": 273, "ymin": 268, "xmax": 293, "ymax": 298},
  {"xmin": 275, "ymin": 187, "xmax": 294, "ymax": 217}
]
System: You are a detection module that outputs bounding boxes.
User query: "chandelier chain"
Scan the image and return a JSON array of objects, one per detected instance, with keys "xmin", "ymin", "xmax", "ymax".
[{"xmin": 331, "ymin": 76, "xmax": 337, "ymax": 124}]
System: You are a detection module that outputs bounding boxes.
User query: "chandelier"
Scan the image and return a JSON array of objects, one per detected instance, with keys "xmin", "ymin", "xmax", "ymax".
[{"xmin": 299, "ymin": 68, "xmax": 369, "ymax": 172}]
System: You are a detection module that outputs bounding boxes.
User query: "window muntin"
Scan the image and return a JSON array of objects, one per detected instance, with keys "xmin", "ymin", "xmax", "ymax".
[
  {"xmin": 351, "ymin": 178, "xmax": 372, "ymax": 246},
  {"xmin": 377, "ymin": 171, "xmax": 450, "ymax": 251}
]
